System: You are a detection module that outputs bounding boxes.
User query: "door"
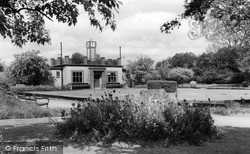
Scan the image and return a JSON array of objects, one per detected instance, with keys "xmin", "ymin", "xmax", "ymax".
[{"xmin": 94, "ymin": 71, "xmax": 102, "ymax": 88}]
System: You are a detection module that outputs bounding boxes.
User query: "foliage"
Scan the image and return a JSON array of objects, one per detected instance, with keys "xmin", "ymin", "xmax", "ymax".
[
  {"xmin": 133, "ymin": 85, "xmax": 147, "ymax": 89},
  {"xmin": 168, "ymin": 67, "xmax": 194, "ymax": 84},
  {"xmin": 106, "ymin": 83, "xmax": 121, "ymax": 88},
  {"xmin": 161, "ymin": 0, "xmax": 250, "ymax": 36},
  {"xmin": 0, "ymin": 92, "xmax": 51, "ymax": 119},
  {"xmin": 9, "ymin": 50, "xmax": 54, "ymax": 86},
  {"xmin": 71, "ymin": 52, "xmax": 85, "ymax": 64},
  {"xmin": 171, "ymin": 52, "xmax": 197, "ymax": 68},
  {"xmin": 55, "ymin": 91, "xmax": 219, "ymax": 145},
  {"xmin": 10, "ymin": 85, "xmax": 63, "ymax": 93},
  {"xmin": 146, "ymin": 80, "xmax": 177, "ymax": 93},
  {"xmin": 0, "ymin": 0, "xmax": 122, "ymax": 47},
  {"xmin": 126, "ymin": 56, "xmax": 155, "ymax": 86},
  {"xmin": 163, "ymin": 106, "xmax": 218, "ymax": 145}
]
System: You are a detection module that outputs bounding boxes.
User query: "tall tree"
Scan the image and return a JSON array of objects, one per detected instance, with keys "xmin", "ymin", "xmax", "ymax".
[
  {"xmin": 0, "ymin": 0, "xmax": 122, "ymax": 47},
  {"xmin": 170, "ymin": 52, "xmax": 197, "ymax": 68},
  {"xmin": 126, "ymin": 56, "xmax": 154, "ymax": 85},
  {"xmin": 9, "ymin": 50, "xmax": 54, "ymax": 85},
  {"xmin": 161, "ymin": 0, "xmax": 250, "ymax": 40},
  {"xmin": 71, "ymin": 52, "xmax": 84, "ymax": 64}
]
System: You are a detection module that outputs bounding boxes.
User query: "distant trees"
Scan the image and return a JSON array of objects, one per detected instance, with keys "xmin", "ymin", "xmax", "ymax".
[
  {"xmin": 9, "ymin": 50, "xmax": 54, "ymax": 86},
  {"xmin": 71, "ymin": 52, "xmax": 85, "ymax": 64},
  {"xmin": 168, "ymin": 67, "xmax": 194, "ymax": 84},
  {"xmin": 126, "ymin": 56, "xmax": 156, "ymax": 86},
  {"xmin": 171, "ymin": 52, "xmax": 197, "ymax": 68}
]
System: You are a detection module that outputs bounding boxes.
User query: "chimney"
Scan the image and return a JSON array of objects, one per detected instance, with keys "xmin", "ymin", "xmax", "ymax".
[
  {"xmin": 117, "ymin": 58, "xmax": 121, "ymax": 66},
  {"xmin": 107, "ymin": 59, "xmax": 112, "ymax": 65},
  {"xmin": 57, "ymin": 57, "xmax": 61, "ymax": 65},
  {"xmin": 64, "ymin": 56, "xmax": 69, "ymax": 64},
  {"xmin": 101, "ymin": 57, "xmax": 105, "ymax": 65},
  {"xmin": 83, "ymin": 56, "xmax": 88, "ymax": 64},
  {"xmin": 113, "ymin": 59, "xmax": 117, "ymax": 66}
]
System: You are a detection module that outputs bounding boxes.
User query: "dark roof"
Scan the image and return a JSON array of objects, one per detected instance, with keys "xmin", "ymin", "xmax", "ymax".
[{"xmin": 51, "ymin": 64, "xmax": 123, "ymax": 69}]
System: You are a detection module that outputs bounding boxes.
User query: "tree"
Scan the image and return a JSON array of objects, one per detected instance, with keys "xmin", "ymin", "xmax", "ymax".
[
  {"xmin": 155, "ymin": 58, "xmax": 172, "ymax": 80},
  {"xmin": 170, "ymin": 52, "xmax": 197, "ymax": 68},
  {"xmin": 9, "ymin": 50, "xmax": 54, "ymax": 85},
  {"xmin": 167, "ymin": 67, "xmax": 194, "ymax": 84},
  {"xmin": 126, "ymin": 56, "xmax": 154, "ymax": 86},
  {"xmin": 161, "ymin": 0, "xmax": 250, "ymax": 39},
  {"xmin": 71, "ymin": 52, "xmax": 84, "ymax": 64},
  {"xmin": 0, "ymin": 0, "xmax": 122, "ymax": 47}
]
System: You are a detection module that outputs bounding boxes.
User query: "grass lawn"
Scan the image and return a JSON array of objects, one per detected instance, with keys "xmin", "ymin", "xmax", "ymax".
[
  {"xmin": 30, "ymin": 88, "xmax": 250, "ymax": 101},
  {"xmin": 1, "ymin": 123, "xmax": 250, "ymax": 153}
]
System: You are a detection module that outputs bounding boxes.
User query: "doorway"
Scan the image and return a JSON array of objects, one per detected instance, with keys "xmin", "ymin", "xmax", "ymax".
[{"xmin": 94, "ymin": 71, "xmax": 102, "ymax": 88}]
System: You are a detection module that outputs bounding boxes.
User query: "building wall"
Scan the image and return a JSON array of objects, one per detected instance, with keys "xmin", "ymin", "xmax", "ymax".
[
  {"xmin": 106, "ymin": 67, "xmax": 123, "ymax": 83},
  {"xmin": 51, "ymin": 70, "xmax": 62, "ymax": 87},
  {"xmin": 51, "ymin": 66, "xmax": 123, "ymax": 88},
  {"xmin": 63, "ymin": 66, "xmax": 90, "ymax": 85}
]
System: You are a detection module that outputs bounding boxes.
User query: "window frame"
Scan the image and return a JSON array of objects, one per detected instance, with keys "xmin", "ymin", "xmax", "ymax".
[
  {"xmin": 72, "ymin": 71, "xmax": 84, "ymax": 83},
  {"xmin": 56, "ymin": 71, "xmax": 60, "ymax": 78},
  {"xmin": 107, "ymin": 71, "xmax": 118, "ymax": 83}
]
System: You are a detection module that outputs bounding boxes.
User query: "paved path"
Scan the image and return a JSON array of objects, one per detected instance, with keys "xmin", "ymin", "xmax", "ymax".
[{"xmin": 1, "ymin": 114, "xmax": 250, "ymax": 128}]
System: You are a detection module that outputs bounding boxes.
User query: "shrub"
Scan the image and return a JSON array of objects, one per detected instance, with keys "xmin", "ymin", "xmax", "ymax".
[
  {"xmin": 163, "ymin": 106, "xmax": 218, "ymax": 145},
  {"xmin": 55, "ymin": 90, "xmax": 220, "ymax": 145},
  {"xmin": 190, "ymin": 81, "xmax": 197, "ymax": 88},
  {"xmin": 106, "ymin": 83, "xmax": 122, "ymax": 88},
  {"xmin": 134, "ymin": 85, "xmax": 147, "ymax": 88},
  {"xmin": 146, "ymin": 80, "xmax": 177, "ymax": 92},
  {"xmin": 10, "ymin": 85, "xmax": 64, "ymax": 93}
]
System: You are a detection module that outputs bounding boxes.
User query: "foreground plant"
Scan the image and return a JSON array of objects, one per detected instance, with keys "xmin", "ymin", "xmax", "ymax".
[{"xmin": 55, "ymin": 90, "xmax": 221, "ymax": 145}]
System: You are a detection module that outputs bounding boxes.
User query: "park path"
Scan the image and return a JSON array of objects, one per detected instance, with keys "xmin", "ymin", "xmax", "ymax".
[{"xmin": 1, "ymin": 114, "xmax": 250, "ymax": 127}]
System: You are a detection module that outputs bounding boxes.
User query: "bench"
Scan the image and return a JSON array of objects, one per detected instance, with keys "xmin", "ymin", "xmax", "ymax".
[{"xmin": 8, "ymin": 92, "xmax": 49, "ymax": 108}]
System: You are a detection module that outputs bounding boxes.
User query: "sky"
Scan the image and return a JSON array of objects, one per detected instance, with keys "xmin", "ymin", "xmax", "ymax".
[{"xmin": 0, "ymin": 0, "xmax": 209, "ymax": 66}]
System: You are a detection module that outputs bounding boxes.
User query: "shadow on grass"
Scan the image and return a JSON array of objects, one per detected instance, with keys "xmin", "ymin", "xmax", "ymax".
[{"xmin": 1, "ymin": 124, "xmax": 250, "ymax": 154}]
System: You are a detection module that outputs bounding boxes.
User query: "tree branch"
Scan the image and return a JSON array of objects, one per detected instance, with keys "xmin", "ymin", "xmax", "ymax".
[{"xmin": 17, "ymin": 7, "xmax": 53, "ymax": 21}]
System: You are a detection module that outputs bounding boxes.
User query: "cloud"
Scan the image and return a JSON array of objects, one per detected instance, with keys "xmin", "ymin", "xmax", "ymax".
[{"xmin": 0, "ymin": 0, "xmax": 209, "ymax": 66}]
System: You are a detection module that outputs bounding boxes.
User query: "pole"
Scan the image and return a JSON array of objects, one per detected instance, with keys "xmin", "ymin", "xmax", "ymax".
[
  {"xmin": 60, "ymin": 42, "xmax": 64, "ymax": 89},
  {"xmin": 119, "ymin": 46, "xmax": 121, "ymax": 59}
]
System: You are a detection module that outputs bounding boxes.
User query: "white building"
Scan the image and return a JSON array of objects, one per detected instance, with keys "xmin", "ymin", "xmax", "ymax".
[{"xmin": 50, "ymin": 41, "xmax": 123, "ymax": 89}]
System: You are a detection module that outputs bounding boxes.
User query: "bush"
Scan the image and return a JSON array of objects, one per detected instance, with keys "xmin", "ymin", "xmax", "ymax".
[
  {"xmin": 106, "ymin": 83, "xmax": 122, "ymax": 88},
  {"xmin": 190, "ymin": 81, "xmax": 197, "ymax": 88},
  {"xmin": 134, "ymin": 85, "xmax": 147, "ymax": 88},
  {"xmin": 55, "ymin": 90, "xmax": 219, "ymax": 145},
  {"xmin": 146, "ymin": 80, "xmax": 177, "ymax": 92},
  {"xmin": 163, "ymin": 106, "xmax": 218, "ymax": 145},
  {"xmin": 10, "ymin": 85, "xmax": 64, "ymax": 93}
]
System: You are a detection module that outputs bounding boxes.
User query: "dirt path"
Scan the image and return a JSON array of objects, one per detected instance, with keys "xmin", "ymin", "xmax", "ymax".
[{"xmin": 1, "ymin": 114, "xmax": 250, "ymax": 154}]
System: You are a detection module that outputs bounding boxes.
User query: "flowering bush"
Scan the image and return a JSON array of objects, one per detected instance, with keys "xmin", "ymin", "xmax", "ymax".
[{"xmin": 55, "ymin": 90, "xmax": 220, "ymax": 145}]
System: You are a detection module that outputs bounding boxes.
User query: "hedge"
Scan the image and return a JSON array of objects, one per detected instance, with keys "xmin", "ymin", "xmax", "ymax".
[
  {"xmin": 146, "ymin": 80, "xmax": 177, "ymax": 92},
  {"xmin": 106, "ymin": 83, "xmax": 122, "ymax": 88}
]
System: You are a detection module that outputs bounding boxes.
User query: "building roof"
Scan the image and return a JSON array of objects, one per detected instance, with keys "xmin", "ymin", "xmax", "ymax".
[{"xmin": 51, "ymin": 64, "xmax": 123, "ymax": 69}]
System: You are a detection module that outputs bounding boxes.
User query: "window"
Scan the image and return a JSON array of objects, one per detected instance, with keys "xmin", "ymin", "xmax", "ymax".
[
  {"xmin": 56, "ymin": 71, "xmax": 60, "ymax": 78},
  {"xmin": 72, "ymin": 71, "xmax": 83, "ymax": 83},
  {"xmin": 107, "ymin": 72, "xmax": 117, "ymax": 83}
]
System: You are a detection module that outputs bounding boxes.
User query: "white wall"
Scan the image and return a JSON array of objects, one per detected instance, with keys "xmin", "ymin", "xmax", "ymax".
[
  {"xmin": 106, "ymin": 67, "xmax": 123, "ymax": 83},
  {"xmin": 51, "ymin": 66, "xmax": 123, "ymax": 87},
  {"xmin": 51, "ymin": 70, "xmax": 61, "ymax": 87},
  {"xmin": 63, "ymin": 66, "xmax": 90, "ymax": 85}
]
